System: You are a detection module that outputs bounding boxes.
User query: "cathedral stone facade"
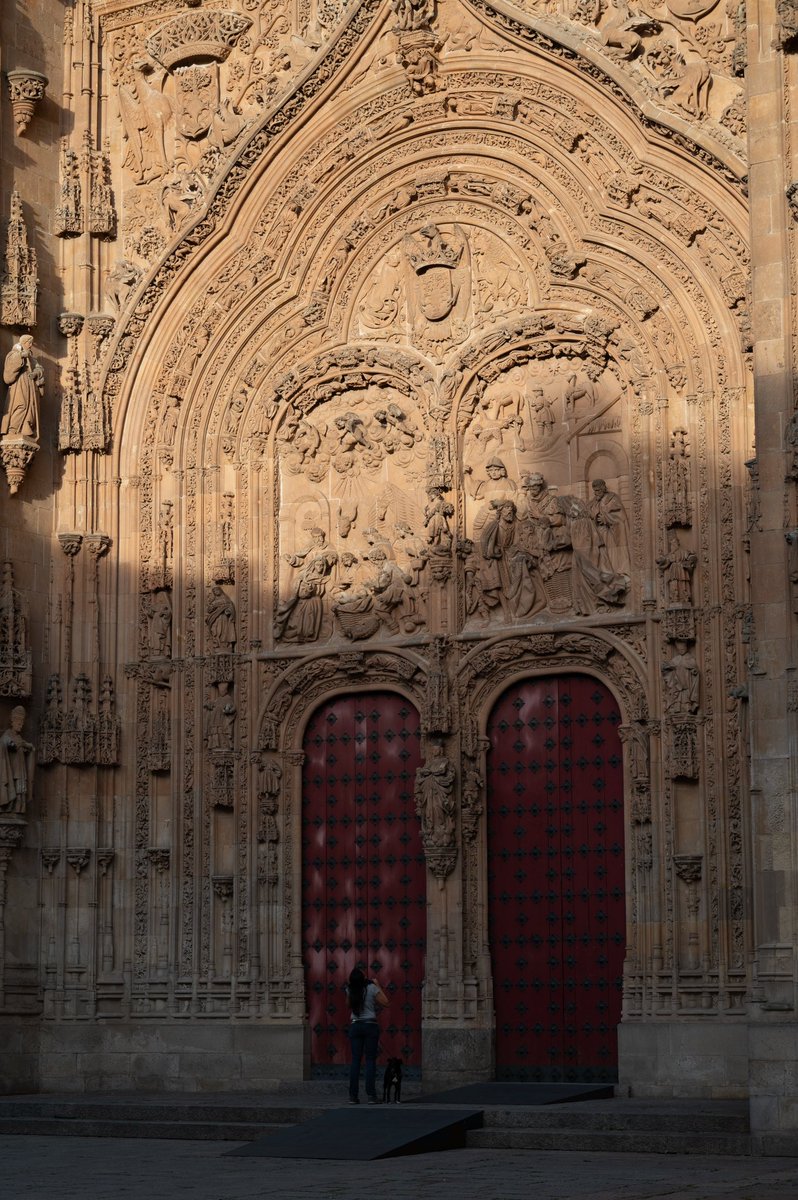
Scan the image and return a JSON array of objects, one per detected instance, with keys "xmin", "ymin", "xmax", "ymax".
[{"xmin": 1, "ymin": 0, "xmax": 797, "ymax": 1152}]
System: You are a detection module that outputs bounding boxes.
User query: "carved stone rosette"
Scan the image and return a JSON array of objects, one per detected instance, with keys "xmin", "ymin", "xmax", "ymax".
[{"xmin": 5, "ymin": 70, "xmax": 47, "ymax": 136}]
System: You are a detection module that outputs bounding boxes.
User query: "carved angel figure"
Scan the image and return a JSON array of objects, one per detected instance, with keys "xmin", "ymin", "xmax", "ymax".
[{"xmin": 118, "ymin": 59, "xmax": 173, "ymax": 184}]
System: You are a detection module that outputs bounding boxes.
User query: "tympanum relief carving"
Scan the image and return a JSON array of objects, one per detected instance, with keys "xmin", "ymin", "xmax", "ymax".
[{"xmin": 275, "ymin": 389, "xmax": 430, "ymax": 643}]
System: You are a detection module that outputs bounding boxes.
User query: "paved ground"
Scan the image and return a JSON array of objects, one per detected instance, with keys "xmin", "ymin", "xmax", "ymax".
[{"xmin": 2, "ymin": 1136, "xmax": 798, "ymax": 1200}]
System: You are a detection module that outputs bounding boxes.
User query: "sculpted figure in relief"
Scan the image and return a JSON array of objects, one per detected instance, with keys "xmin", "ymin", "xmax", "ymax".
[
  {"xmin": 0, "ymin": 705, "xmax": 34, "ymax": 814},
  {"xmin": 589, "ymin": 479, "xmax": 631, "ymax": 580},
  {"xmin": 205, "ymin": 681, "xmax": 236, "ymax": 752},
  {"xmin": 118, "ymin": 59, "xmax": 173, "ymax": 185},
  {"xmin": 658, "ymin": 533, "xmax": 697, "ymax": 606},
  {"xmin": 146, "ymin": 589, "xmax": 172, "ymax": 658},
  {"xmin": 662, "ymin": 640, "xmax": 700, "ymax": 714},
  {"xmin": 3, "ymin": 336, "xmax": 43, "ymax": 440},
  {"xmin": 275, "ymin": 528, "xmax": 338, "ymax": 643},
  {"xmin": 414, "ymin": 740, "xmax": 456, "ymax": 847},
  {"xmin": 205, "ymin": 585, "xmax": 237, "ymax": 651},
  {"xmin": 391, "ymin": 0, "xmax": 435, "ymax": 30},
  {"xmin": 424, "ymin": 486, "xmax": 454, "ymax": 551}
]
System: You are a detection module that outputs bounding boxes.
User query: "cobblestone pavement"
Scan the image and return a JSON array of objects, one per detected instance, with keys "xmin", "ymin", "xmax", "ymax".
[{"xmin": 2, "ymin": 1137, "xmax": 798, "ymax": 1200}]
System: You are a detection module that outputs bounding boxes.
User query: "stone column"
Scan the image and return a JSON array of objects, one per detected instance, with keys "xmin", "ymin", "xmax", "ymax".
[{"xmin": 746, "ymin": 0, "xmax": 798, "ymax": 1153}]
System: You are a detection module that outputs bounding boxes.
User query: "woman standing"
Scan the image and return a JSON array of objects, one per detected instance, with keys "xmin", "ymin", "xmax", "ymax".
[{"xmin": 346, "ymin": 967, "xmax": 388, "ymax": 1104}]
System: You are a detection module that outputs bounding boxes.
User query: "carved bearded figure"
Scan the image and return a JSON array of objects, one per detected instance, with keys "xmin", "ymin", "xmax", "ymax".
[
  {"xmin": 0, "ymin": 706, "xmax": 34, "ymax": 814},
  {"xmin": 3, "ymin": 336, "xmax": 43, "ymax": 440}
]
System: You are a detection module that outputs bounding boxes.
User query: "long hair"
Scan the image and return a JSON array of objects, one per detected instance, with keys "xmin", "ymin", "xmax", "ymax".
[{"xmin": 348, "ymin": 967, "xmax": 367, "ymax": 1016}]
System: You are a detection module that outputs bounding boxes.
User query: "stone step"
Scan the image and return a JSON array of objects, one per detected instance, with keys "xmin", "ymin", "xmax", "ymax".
[
  {"xmin": 0, "ymin": 1117, "xmax": 291, "ymax": 1141},
  {"xmin": 0, "ymin": 1101, "xmax": 319, "ymax": 1125},
  {"xmin": 467, "ymin": 1128, "xmax": 752, "ymax": 1155},
  {"xmin": 480, "ymin": 1104, "xmax": 750, "ymax": 1134}
]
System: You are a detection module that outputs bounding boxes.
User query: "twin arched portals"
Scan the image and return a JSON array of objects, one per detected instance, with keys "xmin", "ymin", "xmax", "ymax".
[{"xmin": 301, "ymin": 675, "xmax": 625, "ymax": 1079}]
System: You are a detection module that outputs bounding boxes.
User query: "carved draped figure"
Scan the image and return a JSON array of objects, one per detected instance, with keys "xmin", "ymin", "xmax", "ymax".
[{"xmin": 2, "ymin": 342, "xmax": 42, "ymax": 440}]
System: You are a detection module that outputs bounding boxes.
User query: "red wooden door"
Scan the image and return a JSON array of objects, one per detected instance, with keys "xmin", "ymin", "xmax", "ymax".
[
  {"xmin": 302, "ymin": 692, "xmax": 425, "ymax": 1071},
  {"xmin": 487, "ymin": 675, "xmax": 626, "ymax": 1081}
]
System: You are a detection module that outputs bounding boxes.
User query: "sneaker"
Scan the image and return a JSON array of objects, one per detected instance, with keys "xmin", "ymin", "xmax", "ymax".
[
  {"xmin": 349, "ymin": 1097, "xmax": 360, "ymax": 1105},
  {"xmin": 367, "ymin": 1095, "xmax": 380, "ymax": 1104}
]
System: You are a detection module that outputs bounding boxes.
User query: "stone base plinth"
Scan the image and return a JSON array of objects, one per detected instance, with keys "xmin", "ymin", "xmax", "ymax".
[
  {"xmin": 34, "ymin": 1021, "xmax": 308, "ymax": 1092},
  {"xmin": 421, "ymin": 1025, "xmax": 493, "ymax": 1092},
  {"xmin": 618, "ymin": 1021, "xmax": 749, "ymax": 1098},
  {"xmin": 749, "ymin": 1022, "xmax": 798, "ymax": 1155}
]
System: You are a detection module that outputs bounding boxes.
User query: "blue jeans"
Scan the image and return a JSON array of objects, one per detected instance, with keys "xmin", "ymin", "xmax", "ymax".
[{"xmin": 348, "ymin": 1020, "xmax": 379, "ymax": 1100}]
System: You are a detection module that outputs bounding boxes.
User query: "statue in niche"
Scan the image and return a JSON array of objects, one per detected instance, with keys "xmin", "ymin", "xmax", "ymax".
[
  {"xmin": 3, "ymin": 335, "xmax": 43, "ymax": 440},
  {"xmin": 205, "ymin": 680, "xmax": 236, "ymax": 752},
  {"xmin": 146, "ymin": 589, "xmax": 172, "ymax": 658},
  {"xmin": 662, "ymin": 640, "xmax": 700, "ymax": 714},
  {"xmin": 205, "ymin": 585, "xmax": 236, "ymax": 651},
  {"xmin": 619, "ymin": 723, "xmax": 650, "ymax": 785},
  {"xmin": 658, "ymin": 533, "xmax": 697, "ymax": 606},
  {"xmin": 589, "ymin": 479, "xmax": 631, "ymax": 580},
  {"xmin": 424, "ymin": 486, "xmax": 454, "ymax": 552},
  {"xmin": 158, "ymin": 500, "xmax": 174, "ymax": 565},
  {"xmin": 666, "ymin": 428, "xmax": 691, "ymax": 527},
  {"xmin": 0, "ymin": 705, "xmax": 34, "ymax": 814},
  {"xmin": 414, "ymin": 740, "xmax": 456, "ymax": 847},
  {"xmin": 275, "ymin": 528, "xmax": 338, "ymax": 643}
]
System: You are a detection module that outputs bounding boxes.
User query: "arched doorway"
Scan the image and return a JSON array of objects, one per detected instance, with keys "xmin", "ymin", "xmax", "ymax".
[
  {"xmin": 487, "ymin": 674, "xmax": 626, "ymax": 1081},
  {"xmin": 302, "ymin": 692, "xmax": 425, "ymax": 1073}
]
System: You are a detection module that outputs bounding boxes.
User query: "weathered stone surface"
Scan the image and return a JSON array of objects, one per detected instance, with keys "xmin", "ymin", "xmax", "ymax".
[{"xmin": 0, "ymin": 0, "xmax": 796, "ymax": 1151}]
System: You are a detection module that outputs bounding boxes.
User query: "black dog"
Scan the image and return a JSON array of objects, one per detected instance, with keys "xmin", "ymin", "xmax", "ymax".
[{"xmin": 382, "ymin": 1057, "xmax": 402, "ymax": 1104}]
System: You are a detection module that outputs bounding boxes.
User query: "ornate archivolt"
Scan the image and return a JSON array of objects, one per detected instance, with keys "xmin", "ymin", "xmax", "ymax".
[{"xmin": 37, "ymin": 0, "xmax": 753, "ymax": 1021}]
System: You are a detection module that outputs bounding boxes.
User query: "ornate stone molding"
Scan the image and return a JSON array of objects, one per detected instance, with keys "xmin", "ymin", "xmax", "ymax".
[{"xmin": 5, "ymin": 70, "xmax": 47, "ymax": 137}]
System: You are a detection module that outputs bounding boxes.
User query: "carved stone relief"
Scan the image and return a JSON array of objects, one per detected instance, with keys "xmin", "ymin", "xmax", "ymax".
[{"xmin": 0, "ymin": 191, "xmax": 37, "ymax": 330}]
